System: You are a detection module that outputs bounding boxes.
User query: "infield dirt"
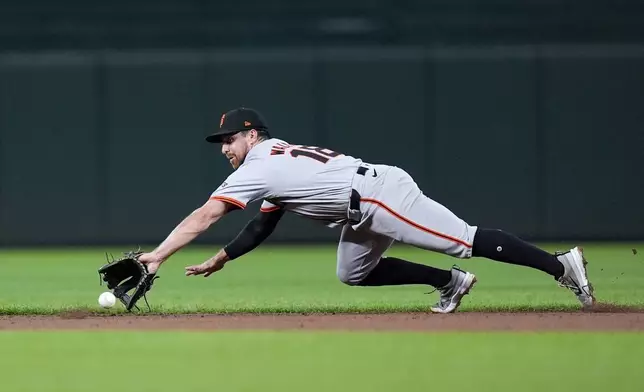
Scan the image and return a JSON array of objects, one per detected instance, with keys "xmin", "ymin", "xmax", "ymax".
[{"xmin": 1, "ymin": 303, "xmax": 643, "ymax": 331}]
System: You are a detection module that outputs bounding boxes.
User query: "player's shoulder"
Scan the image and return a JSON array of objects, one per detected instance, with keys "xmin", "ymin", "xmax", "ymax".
[{"xmin": 267, "ymin": 138, "xmax": 290, "ymax": 147}]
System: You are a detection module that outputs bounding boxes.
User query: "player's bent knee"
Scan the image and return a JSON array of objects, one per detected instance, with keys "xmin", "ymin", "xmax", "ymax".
[{"xmin": 336, "ymin": 267, "xmax": 364, "ymax": 286}]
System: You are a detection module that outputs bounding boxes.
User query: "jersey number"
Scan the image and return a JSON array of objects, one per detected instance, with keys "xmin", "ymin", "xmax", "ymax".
[{"xmin": 290, "ymin": 145, "xmax": 341, "ymax": 164}]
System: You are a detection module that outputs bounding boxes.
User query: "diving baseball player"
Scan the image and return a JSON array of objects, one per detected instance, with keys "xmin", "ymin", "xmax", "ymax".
[{"xmin": 137, "ymin": 107, "xmax": 595, "ymax": 313}]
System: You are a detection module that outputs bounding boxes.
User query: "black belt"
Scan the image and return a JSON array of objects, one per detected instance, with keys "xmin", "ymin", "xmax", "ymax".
[{"xmin": 348, "ymin": 166, "xmax": 369, "ymax": 224}]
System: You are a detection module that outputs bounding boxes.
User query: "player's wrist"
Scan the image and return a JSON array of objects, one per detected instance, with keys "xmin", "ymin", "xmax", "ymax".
[
  {"xmin": 148, "ymin": 250, "xmax": 167, "ymax": 265},
  {"xmin": 217, "ymin": 248, "xmax": 232, "ymax": 263}
]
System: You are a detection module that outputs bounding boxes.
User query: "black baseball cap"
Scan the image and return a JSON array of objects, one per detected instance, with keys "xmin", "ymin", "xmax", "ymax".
[{"xmin": 205, "ymin": 107, "xmax": 269, "ymax": 143}]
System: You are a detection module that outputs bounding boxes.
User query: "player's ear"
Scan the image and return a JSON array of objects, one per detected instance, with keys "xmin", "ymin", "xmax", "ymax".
[{"xmin": 246, "ymin": 129, "xmax": 260, "ymax": 144}]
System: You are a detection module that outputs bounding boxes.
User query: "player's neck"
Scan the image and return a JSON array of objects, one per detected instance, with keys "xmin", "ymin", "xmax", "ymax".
[{"xmin": 249, "ymin": 138, "xmax": 267, "ymax": 149}]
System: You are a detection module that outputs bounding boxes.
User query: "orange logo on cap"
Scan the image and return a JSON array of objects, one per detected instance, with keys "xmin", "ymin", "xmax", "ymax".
[
  {"xmin": 220, "ymin": 114, "xmax": 226, "ymax": 128},
  {"xmin": 244, "ymin": 121, "xmax": 251, "ymax": 127}
]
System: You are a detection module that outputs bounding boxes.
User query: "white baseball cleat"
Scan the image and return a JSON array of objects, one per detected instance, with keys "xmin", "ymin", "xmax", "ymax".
[
  {"xmin": 430, "ymin": 266, "xmax": 477, "ymax": 314},
  {"xmin": 555, "ymin": 246, "xmax": 596, "ymax": 308}
]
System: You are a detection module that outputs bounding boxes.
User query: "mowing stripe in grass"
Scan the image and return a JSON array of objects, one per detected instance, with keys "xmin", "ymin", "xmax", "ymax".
[{"xmin": 0, "ymin": 331, "xmax": 641, "ymax": 392}]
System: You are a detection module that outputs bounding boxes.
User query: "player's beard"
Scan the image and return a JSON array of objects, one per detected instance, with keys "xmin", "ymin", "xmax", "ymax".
[{"xmin": 228, "ymin": 155, "xmax": 244, "ymax": 169}]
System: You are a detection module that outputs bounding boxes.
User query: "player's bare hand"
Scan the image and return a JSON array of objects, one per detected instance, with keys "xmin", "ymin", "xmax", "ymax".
[
  {"xmin": 185, "ymin": 257, "xmax": 226, "ymax": 277},
  {"xmin": 137, "ymin": 252, "xmax": 163, "ymax": 274}
]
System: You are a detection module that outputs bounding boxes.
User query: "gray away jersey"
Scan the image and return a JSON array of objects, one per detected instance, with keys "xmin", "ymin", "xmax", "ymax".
[{"xmin": 210, "ymin": 139, "xmax": 364, "ymax": 226}]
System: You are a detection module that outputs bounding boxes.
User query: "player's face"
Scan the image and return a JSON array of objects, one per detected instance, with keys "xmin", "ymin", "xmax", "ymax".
[{"xmin": 220, "ymin": 131, "xmax": 252, "ymax": 169}]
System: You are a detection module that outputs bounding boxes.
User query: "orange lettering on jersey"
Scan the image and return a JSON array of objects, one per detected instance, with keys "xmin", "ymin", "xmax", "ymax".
[{"xmin": 270, "ymin": 142, "xmax": 290, "ymax": 155}]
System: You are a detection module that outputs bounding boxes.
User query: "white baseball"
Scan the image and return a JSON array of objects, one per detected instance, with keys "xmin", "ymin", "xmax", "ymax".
[{"xmin": 98, "ymin": 291, "xmax": 117, "ymax": 308}]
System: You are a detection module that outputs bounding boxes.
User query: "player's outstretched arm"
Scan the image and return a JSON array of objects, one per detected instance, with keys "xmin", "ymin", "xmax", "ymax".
[
  {"xmin": 185, "ymin": 208, "xmax": 285, "ymax": 277},
  {"xmin": 138, "ymin": 199, "xmax": 231, "ymax": 272}
]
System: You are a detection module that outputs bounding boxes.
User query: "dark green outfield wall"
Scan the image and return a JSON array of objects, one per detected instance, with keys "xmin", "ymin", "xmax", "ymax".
[{"xmin": 1, "ymin": 45, "xmax": 642, "ymax": 245}]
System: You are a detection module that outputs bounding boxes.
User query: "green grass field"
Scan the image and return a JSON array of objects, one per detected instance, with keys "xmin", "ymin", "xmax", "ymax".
[
  {"xmin": 0, "ymin": 242, "xmax": 642, "ymax": 314},
  {"xmin": 1, "ymin": 331, "xmax": 642, "ymax": 392},
  {"xmin": 1, "ymin": 243, "xmax": 643, "ymax": 392}
]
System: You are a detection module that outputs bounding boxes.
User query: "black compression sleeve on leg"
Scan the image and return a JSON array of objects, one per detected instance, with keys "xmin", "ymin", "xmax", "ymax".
[
  {"xmin": 472, "ymin": 228, "xmax": 564, "ymax": 278},
  {"xmin": 358, "ymin": 257, "xmax": 452, "ymax": 288}
]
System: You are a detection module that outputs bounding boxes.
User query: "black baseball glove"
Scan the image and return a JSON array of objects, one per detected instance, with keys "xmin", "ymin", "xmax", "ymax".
[{"xmin": 98, "ymin": 249, "xmax": 159, "ymax": 311}]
